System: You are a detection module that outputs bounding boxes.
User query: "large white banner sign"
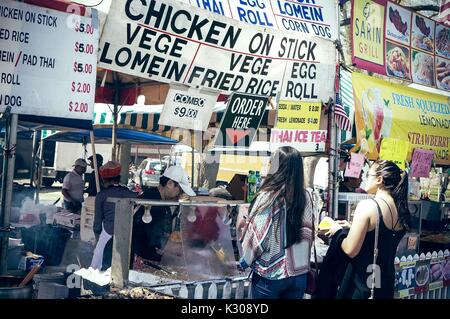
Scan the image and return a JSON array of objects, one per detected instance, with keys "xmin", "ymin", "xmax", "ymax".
[
  {"xmin": 98, "ymin": 0, "xmax": 336, "ymax": 101},
  {"xmin": 159, "ymin": 84, "xmax": 218, "ymax": 131},
  {"xmin": 185, "ymin": 0, "xmax": 338, "ymax": 41},
  {"xmin": 0, "ymin": 0, "xmax": 98, "ymax": 119}
]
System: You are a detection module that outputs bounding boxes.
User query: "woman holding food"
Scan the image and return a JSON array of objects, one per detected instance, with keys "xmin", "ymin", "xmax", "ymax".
[
  {"xmin": 326, "ymin": 160, "xmax": 411, "ymax": 299},
  {"xmin": 238, "ymin": 146, "xmax": 314, "ymax": 299}
]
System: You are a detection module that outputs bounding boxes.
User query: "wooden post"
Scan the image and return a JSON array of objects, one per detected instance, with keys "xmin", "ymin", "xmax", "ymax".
[{"xmin": 110, "ymin": 198, "xmax": 133, "ymax": 288}]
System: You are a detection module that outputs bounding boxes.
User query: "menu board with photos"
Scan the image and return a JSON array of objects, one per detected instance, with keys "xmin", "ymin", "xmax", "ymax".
[{"xmin": 351, "ymin": 0, "xmax": 450, "ymax": 91}]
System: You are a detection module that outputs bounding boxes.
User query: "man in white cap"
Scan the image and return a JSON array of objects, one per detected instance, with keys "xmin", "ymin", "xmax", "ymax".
[
  {"xmin": 62, "ymin": 158, "xmax": 87, "ymax": 214},
  {"xmin": 131, "ymin": 165, "xmax": 195, "ymax": 266}
]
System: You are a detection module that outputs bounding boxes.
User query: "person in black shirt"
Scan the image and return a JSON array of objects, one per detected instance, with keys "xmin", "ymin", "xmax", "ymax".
[
  {"xmin": 85, "ymin": 154, "xmax": 103, "ymax": 197},
  {"xmin": 131, "ymin": 165, "xmax": 195, "ymax": 267}
]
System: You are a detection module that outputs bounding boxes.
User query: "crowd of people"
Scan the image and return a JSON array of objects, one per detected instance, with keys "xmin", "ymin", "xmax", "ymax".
[{"xmin": 59, "ymin": 145, "xmax": 416, "ymax": 299}]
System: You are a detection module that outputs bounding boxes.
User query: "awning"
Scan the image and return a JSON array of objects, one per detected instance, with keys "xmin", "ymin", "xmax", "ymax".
[
  {"xmin": 42, "ymin": 127, "xmax": 178, "ymax": 145},
  {"xmin": 112, "ymin": 103, "xmax": 277, "ymax": 134}
]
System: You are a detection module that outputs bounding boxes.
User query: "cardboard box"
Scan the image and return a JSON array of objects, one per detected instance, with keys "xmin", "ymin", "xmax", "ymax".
[
  {"xmin": 226, "ymin": 174, "xmax": 247, "ymax": 200},
  {"xmin": 80, "ymin": 197, "xmax": 96, "ymax": 244},
  {"xmin": 53, "ymin": 211, "xmax": 80, "ymax": 229}
]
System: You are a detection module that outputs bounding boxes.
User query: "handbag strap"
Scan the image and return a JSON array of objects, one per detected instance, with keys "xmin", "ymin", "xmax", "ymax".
[
  {"xmin": 370, "ymin": 199, "xmax": 381, "ymax": 298},
  {"xmin": 307, "ymin": 190, "xmax": 319, "ymax": 273}
]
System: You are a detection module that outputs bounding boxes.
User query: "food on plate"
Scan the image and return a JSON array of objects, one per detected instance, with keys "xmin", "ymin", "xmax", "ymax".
[
  {"xmin": 415, "ymin": 265, "xmax": 430, "ymax": 286},
  {"xmin": 412, "ymin": 52, "xmax": 435, "ymax": 85},
  {"xmin": 430, "ymin": 263, "xmax": 443, "ymax": 282},
  {"xmin": 389, "ymin": 7, "xmax": 408, "ymax": 35},
  {"xmin": 318, "ymin": 216, "xmax": 334, "ymax": 232},
  {"xmin": 387, "ymin": 47, "xmax": 410, "ymax": 78},
  {"xmin": 415, "ymin": 16, "xmax": 430, "ymax": 37},
  {"xmin": 436, "ymin": 59, "xmax": 450, "ymax": 89},
  {"xmin": 412, "ymin": 34, "xmax": 433, "ymax": 51},
  {"xmin": 436, "ymin": 28, "xmax": 450, "ymax": 57}
]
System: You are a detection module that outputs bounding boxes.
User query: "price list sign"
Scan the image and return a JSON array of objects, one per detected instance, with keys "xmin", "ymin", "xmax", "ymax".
[
  {"xmin": 276, "ymin": 101, "xmax": 321, "ymax": 130},
  {"xmin": 0, "ymin": 0, "xmax": 98, "ymax": 120}
]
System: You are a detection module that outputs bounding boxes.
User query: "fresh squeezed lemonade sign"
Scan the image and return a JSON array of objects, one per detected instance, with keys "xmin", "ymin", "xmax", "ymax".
[{"xmin": 352, "ymin": 72, "xmax": 450, "ymax": 165}]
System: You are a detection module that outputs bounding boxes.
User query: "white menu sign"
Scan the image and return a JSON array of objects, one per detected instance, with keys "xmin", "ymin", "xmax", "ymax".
[
  {"xmin": 159, "ymin": 85, "xmax": 218, "ymax": 131},
  {"xmin": 0, "ymin": 0, "xmax": 98, "ymax": 119}
]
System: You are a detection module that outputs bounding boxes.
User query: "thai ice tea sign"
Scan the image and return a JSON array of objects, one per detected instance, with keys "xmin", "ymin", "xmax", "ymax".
[
  {"xmin": 352, "ymin": 72, "xmax": 450, "ymax": 166},
  {"xmin": 214, "ymin": 92, "xmax": 267, "ymax": 148},
  {"xmin": 270, "ymin": 128, "xmax": 326, "ymax": 153},
  {"xmin": 0, "ymin": 0, "xmax": 98, "ymax": 119},
  {"xmin": 159, "ymin": 85, "xmax": 218, "ymax": 131},
  {"xmin": 351, "ymin": 0, "xmax": 450, "ymax": 91},
  {"xmin": 98, "ymin": 0, "xmax": 336, "ymax": 99}
]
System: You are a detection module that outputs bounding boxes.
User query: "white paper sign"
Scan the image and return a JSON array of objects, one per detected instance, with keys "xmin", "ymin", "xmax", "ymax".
[
  {"xmin": 159, "ymin": 85, "xmax": 218, "ymax": 131},
  {"xmin": 188, "ymin": 0, "xmax": 339, "ymax": 41},
  {"xmin": 270, "ymin": 128, "xmax": 327, "ymax": 153},
  {"xmin": 0, "ymin": 0, "xmax": 98, "ymax": 119},
  {"xmin": 98, "ymin": 0, "xmax": 336, "ymax": 100}
]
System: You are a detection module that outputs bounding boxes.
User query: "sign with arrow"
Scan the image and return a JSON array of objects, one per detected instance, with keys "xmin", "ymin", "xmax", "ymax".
[{"xmin": 214, "ymin": 93, "xmax": 268, "ymax": 148}]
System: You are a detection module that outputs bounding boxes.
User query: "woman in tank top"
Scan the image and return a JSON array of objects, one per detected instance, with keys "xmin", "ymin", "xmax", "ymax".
[{"xmin": 326, "ymin": 160, "xmax": 411, "ymax": 299}]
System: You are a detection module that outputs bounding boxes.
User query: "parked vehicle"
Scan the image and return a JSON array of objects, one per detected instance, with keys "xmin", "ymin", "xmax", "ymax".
[{"xmin": 134, "ymin": 158, "xmax": 165, "ymax": 188}]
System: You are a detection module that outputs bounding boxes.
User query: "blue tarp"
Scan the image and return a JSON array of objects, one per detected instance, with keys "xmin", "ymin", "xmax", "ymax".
[{"xmin": 42, "ymin": 127, "xmax": 178, "ymax": 145}]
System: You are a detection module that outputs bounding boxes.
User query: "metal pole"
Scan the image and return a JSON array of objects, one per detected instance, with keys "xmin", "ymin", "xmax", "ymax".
[
  {"xmin": 30, "ymin": 131, "xmax": 39, "ymax": 186},
  {"xmin": 90, "ymin": 131, "xmax": 101, "ymax": 194},
  {"xmin": 112, "ymin": 72, "xmax": 119, "ymax": 162},
  {"xmin": 35, "ymin": 133, "xmax": 44, "ymax": 204},
  {"xmin": 0, "ymin": 113, "xmax": 18, "ymax": 274},
  {"xmin": 191, "ymin": 133, "xmax": 195, "ymax": 188}
]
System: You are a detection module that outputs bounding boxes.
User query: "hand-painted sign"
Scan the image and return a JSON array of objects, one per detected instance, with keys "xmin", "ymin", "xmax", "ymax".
[
  {"xmin": 185, "ymin": 0, "xmax": 338, "ymax": 41},
  {"xmin": 410, "ymin": 148, "xmax": 434, "ymax": 178},
  {"xmin": 98, "ymin": 0, "xmax": 336, "ymax": 100},
  {"xmin": 214, "ymin": 92, "xmax": 267, "ymax": 147},
  {"xmin": 159, "ymin": 85, "xmax": 218, "ymax": 131},
  {"xmin": 270, "ymin": 128, "xmax": 326, "ymax": 153},
  {"xmin": 0, "ymin": 0, "xmax": 98, "ymax": 119},
  {"xmin": 345, "ymin": 153, "xmax": 365, "ymax": 178},
  {"xmin": 379, "ymin": 137, "xmax": 411, "ymax": 170}
]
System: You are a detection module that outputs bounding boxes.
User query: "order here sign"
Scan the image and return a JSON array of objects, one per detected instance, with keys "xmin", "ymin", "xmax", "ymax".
[
  {"xmin": 214, "ymin": 92, "xmax": 268, "ymax": 148},
  {"xmin": 98, "ymin": 0, "xmax": 336, "ymax": 101}
]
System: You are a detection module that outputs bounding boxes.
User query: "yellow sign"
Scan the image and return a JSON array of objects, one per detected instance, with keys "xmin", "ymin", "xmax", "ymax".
[
  {"xmin": 352, "ymin": 0, "xmax": 385, "ymax": 65},
  {"xmin": 352, "ymin": 72, "xmax": 450, "ymax": 165},
  {"xmin": 276, "ymin": 101, "xmax": 321, "ymax": 130},
  {"xmin": 379, "ymin": 138, "xmax": 411, "ymax": 170}
]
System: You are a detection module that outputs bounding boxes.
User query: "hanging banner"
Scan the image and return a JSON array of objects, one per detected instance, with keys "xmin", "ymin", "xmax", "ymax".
[
  {"xmin": 214, "ymin": 92, "xmax": 267, "ymax": 147},
  {"xmin": 186, "ymin": 0, "xmax": 339, "ymax": 41},
  {"xmin": 351, "ymin": 0, "xmax": 450, "ymax": 92},
  {"xmin": 270, "ymin": 128, "xmax": 326, "ymax": 153},
  {"xmin": 158, "ymin": 85, "xmax": 218, "ymax": 131},
  {"xmin": 410, "ymin": 148, "xmax": 434, "ymax": 178},
  {"xmin": 276, "ymin": 101, "xmax": 321, "ymax": 130},
  {"xmin": 0, "ymin": 0, "xmax": 98, "ymax": 119},
  {"xmin": 352, "ymin": 72, "xmax": 450, "ymax": 165},
  {"xmin": 98, "ymin": 0, "xmax": 336, "ymax": 100}
]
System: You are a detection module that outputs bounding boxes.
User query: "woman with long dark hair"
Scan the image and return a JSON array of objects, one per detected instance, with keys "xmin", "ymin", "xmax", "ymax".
[
  {"xmin": 238, "ymin": 146, "xmax": 314, "ymax": 299},
  {"xmin": 326, "ymin": 160, "xmax": 410, "ymax": 299}
]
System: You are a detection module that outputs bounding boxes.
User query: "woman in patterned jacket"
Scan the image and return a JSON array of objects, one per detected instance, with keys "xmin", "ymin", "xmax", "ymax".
[{"xmin": 238, "ymin": 146, "xmax": 314, "ymax": 299}]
